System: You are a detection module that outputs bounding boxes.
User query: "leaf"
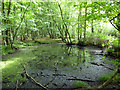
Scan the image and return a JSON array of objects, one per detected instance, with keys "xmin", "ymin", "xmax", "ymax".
[{"xmin": 74, "ymin": 5, "xmax": 78, "ymax": 7}]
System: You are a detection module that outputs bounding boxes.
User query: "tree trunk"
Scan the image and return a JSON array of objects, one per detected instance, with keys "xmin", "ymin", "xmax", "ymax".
[
  {"xmin": 78, "ymin": 3, "xmax": 80, "ymax": 41},
  {"xmin": 58, "ymin": 3, "xmax": 72, "ymax": 44},
  {"xmin": 2, "ymin": 0, "xmax": 5, "ymax": 45},
  {"xmin": 13, "ymin": 2, "xmax": 30, "ymax": 42},
  {"xmin": 91, "ymin": 19, "xmax": 94, "ymax": 33},
  {"xmin": 6, "ymin": 0, "xmax": 12, "ymax": 46},
  {"xmin": 52, "ymin": 18, "xmax": 66, "ymax": 42},
  {"xmin": 84, "ymin": 2, "xmax": 87, "ymax": 42}
]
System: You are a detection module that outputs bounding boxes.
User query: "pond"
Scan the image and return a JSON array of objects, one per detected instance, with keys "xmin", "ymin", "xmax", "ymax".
[{"xmin": 2, "ymin": 44, "xmax": 116, "ymax": 89}]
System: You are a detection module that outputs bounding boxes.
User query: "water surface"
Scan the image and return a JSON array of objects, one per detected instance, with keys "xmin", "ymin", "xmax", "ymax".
[{"xmin": 2, "ymin": 44, "xmax": 115, "ymax": 88}]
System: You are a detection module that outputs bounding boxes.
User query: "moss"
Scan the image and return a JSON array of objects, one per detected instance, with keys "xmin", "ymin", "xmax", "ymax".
[
  {"xmin": 36, "ymin": 38, "xmax": 63, "ymax": 44},
  {"xmin": 73, "ymin": 81, "xmax": 89, "ymax": 88}
]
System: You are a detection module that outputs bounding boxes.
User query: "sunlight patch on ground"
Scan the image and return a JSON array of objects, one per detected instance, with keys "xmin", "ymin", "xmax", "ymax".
[{"xmin": 0, "ymin": 58, "xmax": 20, "ymax": 69}]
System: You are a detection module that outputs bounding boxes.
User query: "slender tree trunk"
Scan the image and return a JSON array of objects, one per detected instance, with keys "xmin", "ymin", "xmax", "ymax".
[
  {"xmin": 91, "ymin": 4, "xmax": 94, "ymax": 33},
  {"xmin": 5, "ymin": 0, "xmax": 12, "ymax": 46},
  {"xmin": 78, "ymin": 4, "xmax": 80, "ymax": 41},
  {"xmin": 9, "ymin": 4, "xmax": 16, "ymax": 48},
  {"xmin": 13, "ymin": 2, "xmax": 30, "ymax": 42},
  {"xmin": 91, "ymin": 19, "xmax": 94, "ymax": 33},
  {"xmin": 78, "ymin": 3, "xmax": 82, "ymax": 40},
  {"xmin": 58, "ymin": 3, "xmax": 72, "ymax": 44},
  {"xmin": 2, "ymin": 0, "xmax": 5, "ymax": 45},
  {"xmin": 52, "ymin": 18, "xmax": 66, "ymax": 42},
  {"xmin": 84, "ymin": 2, "xmax": 87, "ymax": 42}
]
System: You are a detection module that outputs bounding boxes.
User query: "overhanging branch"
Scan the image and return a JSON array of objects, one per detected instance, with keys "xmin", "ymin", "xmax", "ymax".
[{"xmin": 109, "ymin": 13, "xmax": 120, "ymax": 31}]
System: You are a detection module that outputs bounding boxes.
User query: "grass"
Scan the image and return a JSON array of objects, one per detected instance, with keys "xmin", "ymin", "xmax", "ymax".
[
  {"xmin": 73, "ymin": 81, "xmax": 89, "ymax": 88},
  {"xmin": 1, "ymin": 38, "xmax": 63, "ymax": 55},
  {"xmin": 98, "ymin": 70, "xmax": 120, "ymax": 84},
  {"xmin": 35, "ymin": 38, "xmax": 63, "ymax": 44},
  {"xmin": 2, "ymin": 48, "xmax": 36, "ymax": 85}
]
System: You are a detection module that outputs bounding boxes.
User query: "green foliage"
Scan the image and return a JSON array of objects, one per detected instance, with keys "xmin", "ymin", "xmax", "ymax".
[
  {"xmin": 73, "ymin": 81, "xmax": 89, "ymax": 88},
  {"xmin": 109, "ymin": 59, "xmax": 120, "ymax": 67},
  {"xmin": 98, "ymin": 71, "xmax": 120, "ymax": 83},
  {"xmin": 107, "ymin": 48, "xmax": 114, "ymax": 53},
  {"xmin": 2, "ymin": 46, "xmax": 15, "ymax": 55},
  {"xmin": 112, "ymin": 38, "xmax": 119, "ymax": 48},
  {"xmin": 20, "ymin": 77, "xmax": 27, "ymax": 83},
  {"xmin": 98, "ymin": 74, "xmax": 111, "ymax": 82}
]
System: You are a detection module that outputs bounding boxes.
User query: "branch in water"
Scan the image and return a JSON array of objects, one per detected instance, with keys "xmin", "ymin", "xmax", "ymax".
[{"xmin": 21, "ymin": 62, "xmax": 48, "ymax": 90}]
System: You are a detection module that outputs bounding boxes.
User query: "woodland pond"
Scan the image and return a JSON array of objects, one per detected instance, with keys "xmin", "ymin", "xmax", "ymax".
[
  {"xmin": 1, "ymin": 1, "xmax": 120, "ymax": 89},
  {"xmin": 2, "ymin": 44, "xmax": 116, "ymax": 89}
]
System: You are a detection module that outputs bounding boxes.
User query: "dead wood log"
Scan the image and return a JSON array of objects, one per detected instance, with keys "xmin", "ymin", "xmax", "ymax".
[{"xmin": 21, "ymin": 62, "xmax": 47, "ymax": 90}]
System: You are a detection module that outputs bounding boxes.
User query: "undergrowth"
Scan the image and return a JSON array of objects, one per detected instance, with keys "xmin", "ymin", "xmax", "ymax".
[{"xmin": 98, "ymin": 70, "xmax": 120, "ymax": 84}]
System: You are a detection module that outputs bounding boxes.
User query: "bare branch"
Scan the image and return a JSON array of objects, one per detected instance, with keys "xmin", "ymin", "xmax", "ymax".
[{"xmin": 109, "ymin": 13, "xmax": 120, "ymax": 31}]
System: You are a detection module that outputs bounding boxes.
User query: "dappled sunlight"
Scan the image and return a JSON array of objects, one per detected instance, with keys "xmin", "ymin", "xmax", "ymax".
[
  {"xmin": 0, "ymin": 61, "xmax": 15, "ymax": 69},
  {"xmin": 1, "ymin": 58, "xmax": 22, "ymax": 69}
]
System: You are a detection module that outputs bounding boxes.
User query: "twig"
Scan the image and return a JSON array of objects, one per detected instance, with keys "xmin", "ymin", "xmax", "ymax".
[
  {"xmin": 18, "ymin": 82, "xmax": 24, "ymax": 88},
  {"xmin": 21, "ymin": 62, "xmax": 48, "ymax": 90}
]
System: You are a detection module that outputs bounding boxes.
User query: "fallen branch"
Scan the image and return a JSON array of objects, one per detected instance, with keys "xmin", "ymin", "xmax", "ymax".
[
  {"xmin": 66, "ymin": 78, "xmax": 95, "ymax": 82},
  {"xmin": 21, "ymin": 62, "xmax": 47, "ymax": 90},
  {"xmin": 18, "ymin": 82, "xmax": 25, "ymax": 88},
  {"xmin": 98, "ymin": 68, "xmax": 120, "ymax": 88}
]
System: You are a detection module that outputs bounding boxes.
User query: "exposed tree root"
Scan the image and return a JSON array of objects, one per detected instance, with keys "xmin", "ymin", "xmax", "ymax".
[
  {"xmin": 21, "ymin": 62, "xmax": 48, "ymax": 90},
  {"xmin": 98, "ymin": 68, "xmax": 120, "ymax": 88}
]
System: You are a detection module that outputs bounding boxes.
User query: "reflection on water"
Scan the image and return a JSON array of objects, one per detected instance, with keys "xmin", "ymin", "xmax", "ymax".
[{"xmin": 25, "ymin": 45, "xmax": 102, "ymax": 70}]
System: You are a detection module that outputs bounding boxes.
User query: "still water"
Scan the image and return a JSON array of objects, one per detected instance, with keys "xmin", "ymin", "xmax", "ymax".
[{"xmin": 2, "ymin": 44, "xmax": 115, "ymax": 88}]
